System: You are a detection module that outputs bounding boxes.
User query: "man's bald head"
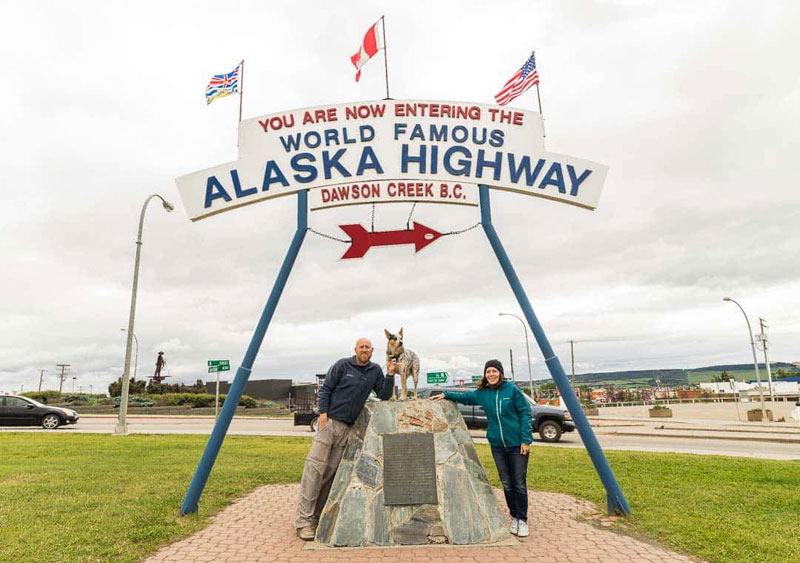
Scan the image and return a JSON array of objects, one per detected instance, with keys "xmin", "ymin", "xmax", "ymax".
[{"xmin": 354, "ymin": 338, "xmax": 374, "ymax": 365}]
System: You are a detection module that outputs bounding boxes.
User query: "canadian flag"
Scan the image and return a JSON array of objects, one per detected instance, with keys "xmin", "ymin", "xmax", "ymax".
[{"xmin": 350, "ymin": 20, "xmax": 382, "ymax": 82}]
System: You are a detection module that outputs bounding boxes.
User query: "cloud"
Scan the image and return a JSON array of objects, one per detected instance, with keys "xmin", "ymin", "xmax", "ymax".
[{"xmin": 1, "ymin": 1, "xmax": 799, "ymax": 396}]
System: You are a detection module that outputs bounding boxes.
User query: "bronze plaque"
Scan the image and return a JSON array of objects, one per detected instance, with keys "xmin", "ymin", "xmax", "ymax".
[{"xmin": 382, "ymin": 432, "xmax": 438, "ymax": 505}]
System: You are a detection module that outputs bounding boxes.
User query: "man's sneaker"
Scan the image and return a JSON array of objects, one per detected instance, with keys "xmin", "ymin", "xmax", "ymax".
[
  {"xmin": 509, "ymin": 517, "xmax": 519, "ymax": 535},
  {"xmin": 296, "ymin": 526, "xmax": 315, "ymax": 541},
  {"xmin": 517, "ymin": 520, "xmax": 529, "ymax": 537}
]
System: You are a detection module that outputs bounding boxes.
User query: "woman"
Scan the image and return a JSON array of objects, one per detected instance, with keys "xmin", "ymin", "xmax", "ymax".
[{"xmin": 432, "ymin": 359, "xmax": 533, "ymax": 537}]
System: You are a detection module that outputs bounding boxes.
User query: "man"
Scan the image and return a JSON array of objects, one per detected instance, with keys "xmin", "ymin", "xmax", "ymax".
[{"xmin": 295, "ymin": 337, "xmax": 396, "ymax": 540}]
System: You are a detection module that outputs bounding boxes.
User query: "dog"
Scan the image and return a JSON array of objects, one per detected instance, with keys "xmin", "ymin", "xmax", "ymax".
[{"xmin": 385, "ymin": 328, "xmax": 420, "ymax": 400}]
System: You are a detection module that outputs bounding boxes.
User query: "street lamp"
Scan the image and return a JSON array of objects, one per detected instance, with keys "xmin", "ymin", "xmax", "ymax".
[
  {"xmin": 723, "ymin": 297, "xmax": 767, "ymax": 420},
  {"xmin": 115, "ymin": 194, "xmax": 174, "ymax": 436},
  {"xmin": 499, "ymin": 312, "xmax": 533, "ymax": 396},
  {"xmin": 120, "ymin": 328, "xmax": 139, "ymax": 380}
]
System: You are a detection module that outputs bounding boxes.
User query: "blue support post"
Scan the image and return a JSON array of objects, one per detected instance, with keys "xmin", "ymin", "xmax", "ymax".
[
  {"xmin": 479, "ymin": 185, "xmax": 631, "ymax": 515},
  {"xmin": 180, "ymin": 190, "xmax": 308, "ymax": 515}
]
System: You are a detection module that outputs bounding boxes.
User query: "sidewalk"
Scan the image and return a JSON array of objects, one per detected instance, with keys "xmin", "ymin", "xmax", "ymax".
[
  {"xmin": 586, "ymin": 415, "xmax": 800, "ymax": 444},
  {"xmin": 145, "ymin": 484, "xmax": 699, "ymax": 563}
]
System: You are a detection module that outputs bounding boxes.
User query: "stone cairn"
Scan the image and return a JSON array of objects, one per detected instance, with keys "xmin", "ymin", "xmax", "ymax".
[{"xmin": 315, "ymin": 400, "xmax": 511, "ymax": 546}]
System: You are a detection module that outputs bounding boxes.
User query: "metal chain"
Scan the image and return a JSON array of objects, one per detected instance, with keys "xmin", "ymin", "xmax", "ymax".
[
  {"xmin": 441, "ymin": 222, "xmax": 482, "ymax": 236},
  {"xmin": 405, "ymin": 202, "xmax": 417, "ymax": 230},
  {"xmin": 308, "ymin": 228, "xmax": 350, "ymax": 244}
]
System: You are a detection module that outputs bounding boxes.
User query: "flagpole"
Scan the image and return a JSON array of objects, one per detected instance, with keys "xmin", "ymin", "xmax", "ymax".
[
  {"xmin": 381, "ymin": 16, "xmax": 390, "ymax": 99},
  {"xmin": 238, "ymin": 59, "xmax": 245, "ymax": 123},
  {"xmin": 532, "ymin": 51, "xmax": 545, "ymax": 139}
]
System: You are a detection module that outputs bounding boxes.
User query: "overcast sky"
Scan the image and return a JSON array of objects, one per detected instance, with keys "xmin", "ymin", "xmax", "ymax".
[{"xmin": 2, "ymin": 1, "xmax": 799, "ymax": 395}]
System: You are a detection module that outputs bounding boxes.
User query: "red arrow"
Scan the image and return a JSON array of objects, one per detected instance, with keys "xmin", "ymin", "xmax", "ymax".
[{"xmin": 339, "ymin": 222, "xmax": 443, "ymax": 259}]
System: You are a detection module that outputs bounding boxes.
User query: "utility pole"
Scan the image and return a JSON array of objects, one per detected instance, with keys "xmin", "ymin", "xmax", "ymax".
[
  {"xmin": 38, "ymin": 369, "xmax": 47, "ymax": 392},
  {"xmin": 723, "ymin": 298, "xmax": 767, "ymax": 420},
  {"xmin": 758, "ymin": 318, "xmax": 775, "ymax": 402},
  {"xmin": 509, "ymin": 348, "xmax": 516, "ymax": 383},
  {"xmin": 56, "ymin": 364, "xmax": 70, "ymax": 394},
  {"xmin": 570, "ymin": 340, "xmax": 576, "ymax": 388}
]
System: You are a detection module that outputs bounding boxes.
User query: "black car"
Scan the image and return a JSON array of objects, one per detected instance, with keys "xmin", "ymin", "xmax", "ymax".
[
  {"xmin": 0, "ymin": 395, "xmax": 79, "ymax": 429},
  {"xmin": 419, "ymin": 387, "xmax": 575, "ymax": 443}
]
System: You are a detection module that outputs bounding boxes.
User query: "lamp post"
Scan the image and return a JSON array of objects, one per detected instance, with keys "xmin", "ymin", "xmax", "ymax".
[
  {"xmin": 723, "ymin": 297, "xmax": 767, "ymax": 420},
  {"xmin": 120, "ymin": 328, "xmax": 139, "ymax": 380},
  {"xmin": 499, "ymin": 312, "xmax": 533, "ymax": 395},
  {"xmin": 115, "ymin": 194, "xmax": 174, "ymax": 435}
]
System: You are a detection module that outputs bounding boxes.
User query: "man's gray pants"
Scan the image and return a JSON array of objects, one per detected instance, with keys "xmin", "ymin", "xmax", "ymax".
[{"xmin": 295, "ymin": 418, "xmax": 352, "ymax": 529}]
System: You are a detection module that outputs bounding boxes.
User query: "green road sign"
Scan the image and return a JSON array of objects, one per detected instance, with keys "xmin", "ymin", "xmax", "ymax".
[
  {"xmin": 208, "ymin": 360, "xmax": 230, "ymax": 373},
  {"xmin": 471, "ymin": 375, "xmax": 482, "ymax": 382},
  {"xmin": 426, "ymin": 371, "xmax": 448, "ymax": 384}
]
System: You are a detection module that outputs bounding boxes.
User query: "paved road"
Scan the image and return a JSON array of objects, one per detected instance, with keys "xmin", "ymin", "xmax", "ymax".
[
  {"xmin": 548, "ymin": 430, "xmax": 800, "ymax": 460},
  {"xmin": 4, "ymin": 415, "xmax": 798, "ymax": 460}
]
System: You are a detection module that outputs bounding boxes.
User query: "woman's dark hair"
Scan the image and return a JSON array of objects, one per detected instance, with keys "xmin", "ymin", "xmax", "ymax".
[{"xmin": 477, "ymin": 359, "xmax": 505, "ymax": 390}]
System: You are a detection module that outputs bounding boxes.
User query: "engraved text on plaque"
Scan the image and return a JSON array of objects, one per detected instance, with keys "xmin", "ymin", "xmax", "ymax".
[{"xmin": 382, "ymin": 432, "xmax": 438, "ymax": 505}]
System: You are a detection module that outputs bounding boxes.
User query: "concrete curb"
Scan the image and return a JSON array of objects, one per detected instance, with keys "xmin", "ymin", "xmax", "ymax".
[{"xmin": 594, "ymin": 428, "xmax": 800, "ymax": 444}]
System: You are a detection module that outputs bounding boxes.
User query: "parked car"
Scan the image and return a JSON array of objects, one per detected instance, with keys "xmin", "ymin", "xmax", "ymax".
[
  {"xmin": 0, "ymin": 394, "xmax": 79, "ymax": 429},
  {"xmin": 419, "ymin": 387, "xmax": 575, "ymax": 443}
]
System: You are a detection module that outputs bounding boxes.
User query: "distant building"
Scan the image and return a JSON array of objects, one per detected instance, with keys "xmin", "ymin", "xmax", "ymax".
[
  {"xmin": 205, "ymin": 378, "xmax": 292, "ymax": 404},
  {"xmin": 699, "ymin": 381, "xmax": 744, "ymax": 394},
  {"xmin": 700, "ymin": 381, "xmax": 799, "ymax": 400}
]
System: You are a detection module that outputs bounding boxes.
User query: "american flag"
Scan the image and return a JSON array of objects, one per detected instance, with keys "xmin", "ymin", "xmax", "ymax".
[
  {"xmin": 205, "ymin": 65, "xmax": 240, "ymax": 105},
  {"xmin": 494, "ymin": 54, "xmax": 539, "ymax": 106}
]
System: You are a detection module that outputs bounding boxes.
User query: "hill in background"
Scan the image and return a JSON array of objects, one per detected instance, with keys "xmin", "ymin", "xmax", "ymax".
[{"xmin": 535, "ymin": 362, "xmax": 798, "ymax": 388}]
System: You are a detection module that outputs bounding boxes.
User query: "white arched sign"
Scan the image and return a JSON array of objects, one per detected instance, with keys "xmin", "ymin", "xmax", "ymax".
[{"xmin": 176, "ymin": 100, "xmax": 607, "ymax": 220}]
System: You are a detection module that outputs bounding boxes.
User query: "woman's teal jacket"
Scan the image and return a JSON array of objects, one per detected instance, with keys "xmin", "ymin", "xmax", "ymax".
[{"xmin": 442, "ymin": 381, "xmax": 533, "ymax": 448}]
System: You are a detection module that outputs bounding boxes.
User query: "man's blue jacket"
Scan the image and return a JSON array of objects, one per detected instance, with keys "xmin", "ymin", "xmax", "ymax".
[{"xmin": 317, "ymin": 356, "xmax": 394, "ymax": 424}]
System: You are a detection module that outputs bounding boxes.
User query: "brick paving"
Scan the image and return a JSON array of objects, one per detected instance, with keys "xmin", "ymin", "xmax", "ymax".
[{"xmin": 145, "ymin": 484, "xmax": 699, "ymax": 562}]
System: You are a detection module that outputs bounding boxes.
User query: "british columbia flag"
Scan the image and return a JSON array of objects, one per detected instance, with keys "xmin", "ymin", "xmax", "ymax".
[{"xmin": 205, "ymin": 65, "xmax": 240, "ymax": 105}]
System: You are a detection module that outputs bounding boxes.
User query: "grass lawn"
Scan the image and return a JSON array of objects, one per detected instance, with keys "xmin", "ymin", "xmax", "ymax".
[{"xmin": 1, "ymin": 434, "xmax": 798, "ymax": 563}]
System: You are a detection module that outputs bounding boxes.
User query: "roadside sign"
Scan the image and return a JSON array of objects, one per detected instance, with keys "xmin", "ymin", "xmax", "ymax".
[
  {"xmin": 471, "ymin": 375, "xmax": 482, "ymax": 382},
  {"xmin": 208, "ymin": 360, "xmax": 230, "ymax": 373},
  {"xmin": 426, "ymin": 371, "xmax": 448, "ymax": 384}
]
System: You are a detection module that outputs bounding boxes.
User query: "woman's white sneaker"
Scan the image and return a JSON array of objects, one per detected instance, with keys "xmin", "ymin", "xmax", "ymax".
[
  {"xmin": 517, "ymin": 520, "xmax": 529, "ymax": 537},
  {"xmin": 509, "ymin": 517, "xmax": 519, "ymax": 535}
]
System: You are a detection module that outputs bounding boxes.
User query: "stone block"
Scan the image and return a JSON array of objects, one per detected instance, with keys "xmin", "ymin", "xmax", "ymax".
[
  {"xmin": 315, "ymin": 400, "xmax": 511, "ymax": 547},
  {"xmin": 331, "ymin": 487, "xmax": 366, "ymax": 547}
]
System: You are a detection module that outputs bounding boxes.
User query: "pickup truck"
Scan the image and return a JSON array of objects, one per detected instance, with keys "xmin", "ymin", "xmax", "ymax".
[{"xmin": 418, "ymin": 387, "xmax": 575, "ymax": 443}]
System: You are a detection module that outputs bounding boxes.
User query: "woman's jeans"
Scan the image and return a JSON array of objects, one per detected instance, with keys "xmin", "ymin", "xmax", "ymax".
[{"xmin": 491, "ymin": 445, "xmax": 529, "ymax": 522}]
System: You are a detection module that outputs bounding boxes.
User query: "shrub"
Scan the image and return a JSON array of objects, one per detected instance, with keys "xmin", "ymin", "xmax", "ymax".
[
  {"xmin": 260, "ymin": 400, "xmax": 278, "ymax": 409},
  {"xmin": 22, "ymin": 390, "xmax": 62, "ymax": 404},
  {"xmin": 164, "ymin": 393, "xmax": 207, "ymax": 407},
  {"xmin": 238, "ymin": 395, "xmax": 258, "ymax": 408},
  {"xmin": 61, "ymin": 394, "xmax": 92, "ymax": 406},
  {"xmin": 110, "ymin": 396, "xmax": 155, "ymax": 407}
]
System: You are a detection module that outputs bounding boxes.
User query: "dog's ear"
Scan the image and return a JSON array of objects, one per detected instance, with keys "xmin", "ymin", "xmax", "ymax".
[
  {"xmin": 384, "ymin": 329, "xmax": 392, "ymax": 339},
  {"xmin": 399, "ymin": 327, "xmax": 403, "ymax": 339}
]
